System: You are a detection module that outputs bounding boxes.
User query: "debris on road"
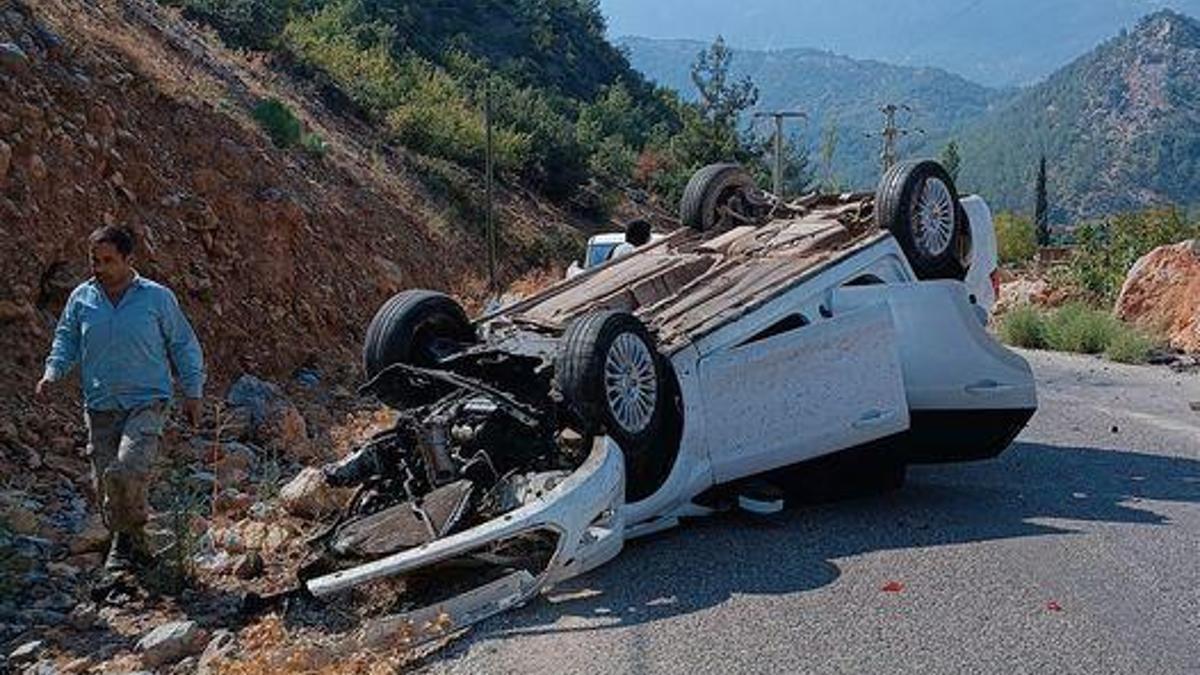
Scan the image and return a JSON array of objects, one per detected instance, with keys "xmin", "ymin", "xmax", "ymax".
[{"xmin": 881, "ymin": 581, "xmax": 905, "ymax": 593}]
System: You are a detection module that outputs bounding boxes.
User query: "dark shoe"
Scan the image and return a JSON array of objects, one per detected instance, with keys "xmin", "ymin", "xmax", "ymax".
[{"xmin": 105, "ymin": 531, "xmax": 154, "ymax": 572}]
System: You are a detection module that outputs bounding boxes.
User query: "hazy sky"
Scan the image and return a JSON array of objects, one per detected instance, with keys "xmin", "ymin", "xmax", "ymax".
[{"xmin": 598, "ymin": 0, "xmax": 1200, "ymax": 86}]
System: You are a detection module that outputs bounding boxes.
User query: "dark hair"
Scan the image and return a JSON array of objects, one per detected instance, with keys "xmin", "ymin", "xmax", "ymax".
[
  {"xmin": 89, "ymin": 224, "xmax": 135, "ymax": 256},
  {"xmin": 624, "ymin": 219, "xmax": 652, "ymax": 247}
]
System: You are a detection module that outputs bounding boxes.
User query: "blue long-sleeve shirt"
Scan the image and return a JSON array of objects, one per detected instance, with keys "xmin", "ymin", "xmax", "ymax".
[{"xmin": 43, "ymin": 274, "xmax": 206, "ymax": 411}]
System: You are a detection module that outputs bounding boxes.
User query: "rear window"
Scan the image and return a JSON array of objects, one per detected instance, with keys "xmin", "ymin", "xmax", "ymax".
[{"xmin": 586, "ymin": 242, "xmax": 619, "ymax": 268}]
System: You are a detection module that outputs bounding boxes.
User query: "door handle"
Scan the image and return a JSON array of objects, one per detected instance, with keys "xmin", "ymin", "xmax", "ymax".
[
  {"xmin": 965, "ymin": 380, "xmax": 1016, "ymax": 395},
  {"xmin": 853, "ymin": 409, "xmax": 898, "ymax": 429}
]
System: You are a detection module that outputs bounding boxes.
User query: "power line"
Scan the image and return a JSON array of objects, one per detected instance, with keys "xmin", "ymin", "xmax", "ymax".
[{"xmin": 866, "ymin": 103, "xmax": 924, "ymax": 173}]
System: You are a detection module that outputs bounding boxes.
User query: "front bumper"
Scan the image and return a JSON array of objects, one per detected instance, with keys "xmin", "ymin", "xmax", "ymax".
[{"xmin": 306, "ymin": 437, "xmax": 626, "ymax": 635}]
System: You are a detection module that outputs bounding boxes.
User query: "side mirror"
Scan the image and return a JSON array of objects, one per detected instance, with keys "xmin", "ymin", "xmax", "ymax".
[{"xmin": 566, "ymin": 261, "xmax": 584, "ymax": 279}]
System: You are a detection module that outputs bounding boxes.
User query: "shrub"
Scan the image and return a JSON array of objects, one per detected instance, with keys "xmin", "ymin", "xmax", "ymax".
[
  {"xmin": 171, "ymin": 0, "xmax": 291, "ymax": 51},
  {"xmin": 1043, "ymin": 304, "xmax": 1118, "ymax": 354},
  {"xmin": 999, "ymin": 305, "xmax": 1046, "ymax": 349},
  {"xmin": 301, "ymin": 132, "xmax": 327, "ymax": 157},
  {"xmin": 252, "ymin": 98, "xmax": 302, "ymax": 147},
  {"xmin": 994, "ymin": 212, "xmax": 1038, "ymax": 264},
  {"xmin": 1064, "ymin": 207, "xmax": 1200, "ymax": 303},
  {"xmin": 998, "ymin": 303, "xmax": 1157, "ymax": 363},
  {"xmin": 1104, "ymin": 329, "xmax": 1155, "ymax": 364}
]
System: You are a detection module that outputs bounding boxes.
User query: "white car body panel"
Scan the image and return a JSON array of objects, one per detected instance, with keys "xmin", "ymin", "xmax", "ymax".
[
  {"xmin": 962, "ymin": 195, "xmax": 999, "ymax": 316},
  {"xmin": 700, "ymin": 302, "xmax": 909, "ymax": 483}
]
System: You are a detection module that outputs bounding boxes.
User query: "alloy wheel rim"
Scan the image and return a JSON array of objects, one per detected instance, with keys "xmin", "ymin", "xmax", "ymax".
[{"xmin": 603, "ymin": 332, "xmax": 657, "ymax": 433}]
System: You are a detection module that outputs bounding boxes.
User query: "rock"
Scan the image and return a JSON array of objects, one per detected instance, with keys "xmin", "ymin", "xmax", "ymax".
[
  {"xmin": 0, "ymin": 42, "xmax": 27, "ymax": 72},
  {"xmin": 136, "ymin": 620, "xmax": 209, "ymax": 668},
  {"xmin": 278, "ymin": 467, "xmax": 351, "ymax": 519},
  {"xmin": 1116, "ymin": 240, "xmax": 1200, "ymax": 353},
  {"xmin": 0, "ymin": 140, "xmax": 10, "ymax": 183},
  {"xmin": 263, "ymin": 403, "xmax": 310, "ymax": 456},
  {"xmin": 197, "ymin": 629, "xmax": 236, "ymax": 675},
  {"xmin": 0, "ymin": 299, "xmax": 36, "ymax": 324},
  {"xmin": 67, "ymin": 603, "xmax": 98, "ymax": 631},
  {"xmin": 22, "ymin": 609, "xmax": 66, "ymax": 626},
  {"xmin": 27, "ymin": 154, "xmax": 47, "ymax": 181},
  {"xmin": 68, "ymin": 514, "xmax": 108, "ymax": 554},
  {"xmin": 225, "ymin": 374, "xmax": 291, "ymax": 430},
  {"xmin": 234, "ymin": 551, "xmax": 263, "ymax": 579},
  {"xmin": 59, "ymin": 657, "xmax": 90, "ymax": 674},
  {"xmin": 60, "ymin": 657, "xmax": 90, "ymax": 674},
  {"xmin": 1, "ymin": 503, "xmax": 39, "ymax": 535},
  {"xmin": 22, "ymin": 660, "xmax": 61, "ymax": 675},
  {"xmin": 9, "ymin": 640, "xmax": 44, "ymax": 664}
]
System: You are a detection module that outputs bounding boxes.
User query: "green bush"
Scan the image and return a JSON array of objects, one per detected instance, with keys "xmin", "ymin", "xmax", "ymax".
[
  {"xmin": 1043, "ymin": 304, "xmax": 1119, "ymax": 354},
  {"xmin": 994, "ymin": 212, "xmax": 1038, "ymax": 264},
  {"xmin": 1065, "ymin": 207, "xmax": 1200, "ymax": 303},
  {"xmin": 1104, "ymin": 329, "xmax": 1155, "ymax": 364},
  {"xmin": 999, "ymin": 305, "xmax": 1047, "ymax": 348},
  {"xmin": 999, "ymin": 303, "xmax": 1156, "ymax": 363},
  {"xmin": 170, "ymin": 0, "xmax": 291, "ymax": 51},
  {"xmin": 252, "ymin": 98, "xmax": 302, "ymax": 147}
]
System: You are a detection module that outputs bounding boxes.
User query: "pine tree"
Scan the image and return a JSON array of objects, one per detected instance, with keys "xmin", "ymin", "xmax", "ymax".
[
  {"xmin": 940, "ymin": 140, "xmax": 961, "ymax": 183},
  {"xmin": 1035, "ymin": 156, "xmax": 1050, "ymax": 246},
  {"xmin": 690, "ymin": 36, "xmax": 758, "ymax": 127}
]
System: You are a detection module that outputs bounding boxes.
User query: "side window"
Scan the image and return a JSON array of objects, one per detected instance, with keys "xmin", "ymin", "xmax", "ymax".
[
  {"xmin": 739, "ymin": 313, "xmax": 810, "ymax": 346},
  {"xmin": 844, "ymin": 274, "xmax": 885, "ymax": 287}
]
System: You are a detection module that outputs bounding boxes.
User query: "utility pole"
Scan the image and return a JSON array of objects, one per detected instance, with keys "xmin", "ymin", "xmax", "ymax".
[
  {"xmin": 869, "ymin": 104, "xmax": 923, "ymax": 172},
  {"xmin": 485, "ymin": 81, "xmax": 497, "ymax": 298},
  {"xmin": 752, "ymin": 110, "xmax": 807, "ymax": 199}
]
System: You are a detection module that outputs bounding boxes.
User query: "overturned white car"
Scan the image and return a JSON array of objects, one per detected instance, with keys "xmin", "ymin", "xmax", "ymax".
[{"xmin": 297, "ymin": 160, "xmax": 1037, "ymax": 635}]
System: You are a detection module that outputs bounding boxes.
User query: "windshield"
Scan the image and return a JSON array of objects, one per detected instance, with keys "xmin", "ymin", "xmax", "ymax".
[{"xmin": 586, "ymin": 242, "xmax": 620, "ymax": 268}]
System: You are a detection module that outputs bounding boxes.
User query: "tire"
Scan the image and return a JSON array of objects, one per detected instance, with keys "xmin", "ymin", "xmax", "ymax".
[
  {"xmin": 555, "ymin": 311, "xmax": 665, "ymax": 452},
  {"xmin": 363, "ymin": 290, "xmax": 474, "ymax": 379},
  {"xmin": 679, "ymin": 163, "xmax": 759, "ymax": 231},
  {"xmin": 875, "ymin": 160, "xmax": 967, "ymax": 280}
]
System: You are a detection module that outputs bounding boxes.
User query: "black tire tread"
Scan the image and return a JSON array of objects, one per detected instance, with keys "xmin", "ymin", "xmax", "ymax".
[
  {"xmin": 875, "ymin": 159, "xmax": 967, "ymax": 281},
  {"xmin": 363, "ymin": 290, "xmax": 472, "ymax": 379},
  {"xmin": 680, "ymin": 163, "xmax": 754, "ymax": 231}
]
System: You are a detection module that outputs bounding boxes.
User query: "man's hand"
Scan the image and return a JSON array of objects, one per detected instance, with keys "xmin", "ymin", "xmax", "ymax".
[
  {"xmin": 183, "ymin": 398, "xmax": 202, "ymax": 428},
  {"xmin": 34, "ymin": 375, "xmax": 53, "ymax": 400}
]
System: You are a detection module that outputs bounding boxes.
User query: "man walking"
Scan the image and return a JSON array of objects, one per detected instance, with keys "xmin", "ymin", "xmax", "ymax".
[{"xmin": 36, "ymin": 225, "xmax": 206, "ymax": 573}]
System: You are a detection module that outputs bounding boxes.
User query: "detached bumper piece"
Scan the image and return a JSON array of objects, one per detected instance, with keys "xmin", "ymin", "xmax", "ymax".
[{"xmin": 306, "ymin": 439, "xmax": 626, "ymax": 645}]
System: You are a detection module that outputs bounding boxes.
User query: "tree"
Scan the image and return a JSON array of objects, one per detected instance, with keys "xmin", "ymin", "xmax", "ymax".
[
  {"xmin": 940, "ymin": 140, "xmax": 961, "ymax": 183},
  {"xmin": 820, "ymin": 118, "xmax": 841, "ymax": 192},
  {"xmin": 1035, "ymin": 155, "xmax": 1050, "ymax": 246},
  {"xmin": 690, "ymin": 36, "xmax": 758, "ymax": 127},
  {"xmin": 781, "ymin": 133, "xmax": 814, "ymax": 195}
]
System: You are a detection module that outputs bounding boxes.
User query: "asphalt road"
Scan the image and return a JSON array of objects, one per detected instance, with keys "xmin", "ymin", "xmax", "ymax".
[{"xmin": 421, "ymin": 350, "xmax": 1200, "ymax": 674}]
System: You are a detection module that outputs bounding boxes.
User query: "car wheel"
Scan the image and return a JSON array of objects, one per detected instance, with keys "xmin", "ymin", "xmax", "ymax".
[
  {"xmin": 363, "ymin": 290, "xmax": 474, "ymax": 379},
  {"xmin": 679, "ymin": 163, "xmax": 762, "ymax": 231},
  {"xmin": 556, "ymin": 311, "xmax": 665, "ymax": 451},
  {"xmin": 875, "ymin": 160, "xmax": 967, "ymax": 280}
]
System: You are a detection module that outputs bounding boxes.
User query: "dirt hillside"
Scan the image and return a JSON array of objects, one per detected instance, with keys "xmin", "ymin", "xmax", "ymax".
[{"xmin": 0, "ymin": 0, "xmax": 604, "ymax": 418}]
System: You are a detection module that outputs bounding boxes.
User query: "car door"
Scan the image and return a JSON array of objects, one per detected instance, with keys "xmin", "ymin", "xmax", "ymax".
[{"xmin": 697, "ymin": 301, "xmax": 910, "ymax": 484}]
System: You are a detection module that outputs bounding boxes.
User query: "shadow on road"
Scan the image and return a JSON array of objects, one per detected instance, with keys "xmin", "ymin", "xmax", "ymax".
[{"xmin": 471, "ymin": 441, "xmax": 1200, "ymax": 638}]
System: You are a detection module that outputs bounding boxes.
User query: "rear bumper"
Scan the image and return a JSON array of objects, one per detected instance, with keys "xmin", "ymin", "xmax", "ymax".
[{"xmin": 898, "ymin": 407, "xmax": 1036, "ymax": 464}]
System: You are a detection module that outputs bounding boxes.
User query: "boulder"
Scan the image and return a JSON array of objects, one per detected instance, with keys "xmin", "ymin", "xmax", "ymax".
[
  {"xmin": 136, "ymin": 620, "xmax": 209, "ymax": 668},
  {"xmin": 0, "ymin": 42, "xmax": 27, "ymax": 72},
  {"xmin": 278, "ymin": 467, "xmax": 351, "ymax": 519},
  {"xmin": 68, "ymin": 514, "xmax": 109, "ymax": 555},
  {"xmin": 197, "ymin": 629, "xmax": 236, "ymax": 675},
  {"xmin": 226, "ymin": 375, "xmax": 310, "ymax": 455},
  {"xmin": 9, "ymin": 639, "xmax": 44, "ymax": 664},
  {"xmin": 1115, "ymin": 240, "xmax": 1200, "ymax": 353}
]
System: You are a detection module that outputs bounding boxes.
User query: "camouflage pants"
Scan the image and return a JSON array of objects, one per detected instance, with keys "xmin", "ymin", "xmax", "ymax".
[{"xmin": 84, "ymin": 401, "xmax": 166, "ymax": 535}]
